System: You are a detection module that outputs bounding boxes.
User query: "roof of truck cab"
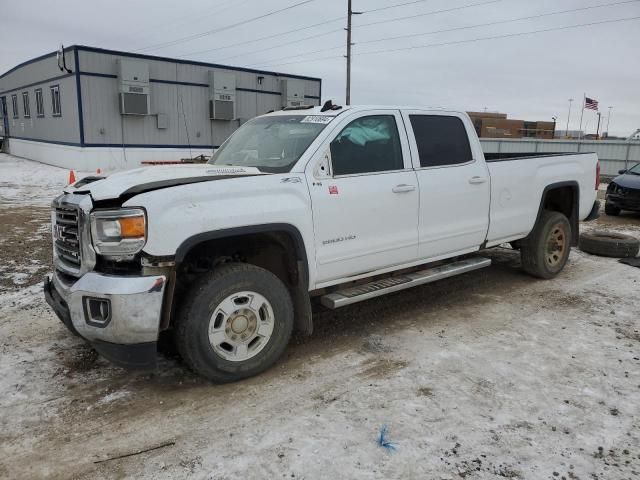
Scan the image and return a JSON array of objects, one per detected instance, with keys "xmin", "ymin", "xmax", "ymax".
[{"xmin": 263, "ymin": 105, "xmax": 463, "ymax": 117}]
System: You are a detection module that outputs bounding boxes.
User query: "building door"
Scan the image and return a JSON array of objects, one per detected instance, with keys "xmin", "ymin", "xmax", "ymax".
[{"xmin": 0, "ymin": 97, "xmax": 9, "ymax": 138}]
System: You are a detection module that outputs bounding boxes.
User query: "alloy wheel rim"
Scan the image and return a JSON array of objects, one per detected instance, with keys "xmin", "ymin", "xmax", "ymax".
[{"xmin": 208, "ymin": 291, "xmax": 274, "ymax": 362}]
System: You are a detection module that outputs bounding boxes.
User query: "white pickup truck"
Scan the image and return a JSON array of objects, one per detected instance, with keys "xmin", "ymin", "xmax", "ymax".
[{"xmin": 45, "ymin": 104, "xmax": 600, "ymax": 382}]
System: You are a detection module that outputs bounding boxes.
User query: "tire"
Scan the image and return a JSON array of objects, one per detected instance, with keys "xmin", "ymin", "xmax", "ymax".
[
  {"xmin": 579, "ymin": 231, "xmax": 640, "ymax": 258},
  {"xmin": 175, "ymin": 263, "xmax": 294, "ymax": 383},
  {"xmin": 520, "ymin": 210, "xmax": 572, "ymax": 279},
  {"xmin": 604, "ymin": 202, "xmax": 621, "ymax": 216}
]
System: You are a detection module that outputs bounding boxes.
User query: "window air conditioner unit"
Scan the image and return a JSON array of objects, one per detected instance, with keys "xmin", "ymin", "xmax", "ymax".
[
  {"xmin": 209, "ymin": 71, "xmax": 236, "ymax": 121},
  {"xmin": 117, "ymin": 59, "xmax": 150, "ymax": 116}
]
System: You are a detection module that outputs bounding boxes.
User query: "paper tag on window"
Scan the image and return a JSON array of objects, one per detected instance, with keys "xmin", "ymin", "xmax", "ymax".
[{"xmin": 300, "ymin": 115, "xmax": 333, "ymax": 124}]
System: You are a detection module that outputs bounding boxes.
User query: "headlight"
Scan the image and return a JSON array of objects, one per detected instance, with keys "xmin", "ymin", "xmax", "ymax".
[
  {"xmin": 90, "ymin": 208, "xmax": 146, "ymax": 258},
  {"xmin": 608, "ymin": 182, "xmax": 619, "ymax": 194}
]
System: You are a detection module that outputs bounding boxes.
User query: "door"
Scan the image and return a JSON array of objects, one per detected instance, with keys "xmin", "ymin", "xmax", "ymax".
[
  {"xmin": 307, "ymin": 110, "xmax": 419, "ymax": 285},
  {"xmin": 0, "ymin": 97, "xmax": 9, "ymax": 138},
  {"xmin": 401, "ymin": 111, "xmax": 490, "ymax": 260}
]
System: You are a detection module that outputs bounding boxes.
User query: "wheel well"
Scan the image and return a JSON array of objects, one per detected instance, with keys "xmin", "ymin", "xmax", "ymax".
[
  {"xmin": 178, "ymin": 230, "xmax": 303, "ymax": 287},
  {"xmin": 172, "ymin": 227, "xmax": 313, "ymax": 335},
  {"xmin": 539, "ymin": 183, "xmax": 579, "ymax": 245}
]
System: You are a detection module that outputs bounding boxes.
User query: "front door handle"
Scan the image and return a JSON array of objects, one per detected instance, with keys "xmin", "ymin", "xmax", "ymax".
[
  {"xmin": 392, "ymin": 184, "xmax": 416, "ymax": 193},
  {"xmin": 468, "ymin": 176, "xmax": 487, "ymax": 185}
]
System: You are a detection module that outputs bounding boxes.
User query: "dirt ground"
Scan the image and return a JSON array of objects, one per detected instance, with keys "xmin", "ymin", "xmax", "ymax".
[{"xmin": 1, "ymin": 155, "xmax": 640, "ymax": 479}]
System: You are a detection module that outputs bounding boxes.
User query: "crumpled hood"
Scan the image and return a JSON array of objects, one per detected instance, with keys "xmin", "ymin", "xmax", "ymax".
[{"xmin": 65, "ymin": 164, "xmax": 266, "ymax": 201}]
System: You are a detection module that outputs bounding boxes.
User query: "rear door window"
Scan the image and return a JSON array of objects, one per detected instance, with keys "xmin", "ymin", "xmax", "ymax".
[
  {"xmin": 330, "ymin": 115, "xmax": 404, "ymax": 176},
  {"xmin": 409, "ymin": 115, "xmax": 472, "ymax": 168}
]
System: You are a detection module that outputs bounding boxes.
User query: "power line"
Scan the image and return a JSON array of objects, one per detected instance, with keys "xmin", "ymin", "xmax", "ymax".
[
  {"xmin": 214, "ymin": 27, "xmax": 344, "ymax": 62},
  {"xmin": 248, "ymin": 0, "xmax": 510, "ymax": 67},
  {"xmin": 356, "ymin": 0, "xmax": 505, "ymax": 29},
  {"xmin": 365, "ymin": 0, "xmax": 435, "ymax": 14},
  {"xmin": 136, "ymin": 0, "xmax": 318, "ymax": 53},
  {"xmin": 356, "ymin": 0, "xmax": 640, "ymax": 46},
  {"xmin": 128, "ymin": 0, "xmax": 246, "ymax": 42},
  {"xmin": 177, "ymin": 17, "xmax": 343, "ymax": 58},
  {"xmin": 253, "ymin": 15, "xmax": 640, "ymax": 68}
]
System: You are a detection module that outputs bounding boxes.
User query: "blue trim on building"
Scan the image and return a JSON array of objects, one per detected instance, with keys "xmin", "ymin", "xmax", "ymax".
[
  {"xmin": 150, "ymin": 78, "xmax": 208, "ymax": 88},
  {"xmin": 74, "ymin": 45, "xmax": 322, "ymax": 83},
  {"xmin": 76, "ymin": 72, "xmax": 320, "ymax": 99},
  {"xmin": 8, "ymin": 136, "xmax": 82, "ymax": 147},
  {"xmin": 84, "ymin": 143, "xmax": 219, "ymax": 149},
  {"xmin": 79, "ymin": 71, "xmax": 117, "ymax": 80},
  {"xmin": 74, "ymin": 47, "xmax": 85, "ymax": 146},
  {"xmin": 0, "ymin": 47, "xmax": 74, "ymax": 80},
  {"xmin": 0, "ymin": 73, "xmax": 74, "ymax": 96},
  {"xmin": 9, "ymin": 136, "xmax": 219, "ymax": 149}
]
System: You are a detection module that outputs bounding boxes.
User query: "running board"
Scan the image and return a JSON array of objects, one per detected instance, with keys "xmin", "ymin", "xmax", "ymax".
[{"xmin": 320, "ymin": 257, "xmax": 491, "ymax": 309}]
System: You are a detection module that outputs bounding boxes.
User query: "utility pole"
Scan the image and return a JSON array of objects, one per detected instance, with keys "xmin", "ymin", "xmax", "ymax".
[
  {"xmin": 565, "ymin": 98, "xmax": 573, "ymax": 138},
  {"xmin": 345, "ymin": 0, "xmax": 362, "ymax": 105}
]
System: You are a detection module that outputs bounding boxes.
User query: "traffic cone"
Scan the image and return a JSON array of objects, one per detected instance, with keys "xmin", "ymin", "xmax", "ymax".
[{"xmin": 68, "ymin": 170, "xmax": 76, "ymax": 185}]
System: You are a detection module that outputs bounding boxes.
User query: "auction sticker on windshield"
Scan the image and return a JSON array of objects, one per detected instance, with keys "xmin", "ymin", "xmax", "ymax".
[{"xmin": 300, "ymin": 116, "xmax": 333, "ymax": 124}]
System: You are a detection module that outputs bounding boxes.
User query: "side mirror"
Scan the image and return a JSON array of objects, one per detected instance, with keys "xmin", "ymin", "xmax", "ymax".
[{"xmin": 618, "ymin": 169, "xmax": 627, "ymax": 174}]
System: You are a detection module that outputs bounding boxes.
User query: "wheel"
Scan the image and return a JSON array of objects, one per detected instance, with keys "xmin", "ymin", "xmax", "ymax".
[
  {"xmin": 579, "ymin": 231, "xmax": 640, "ymax": 258},
  {"xmin": 520, "ymin": 210, "xmax": 572, "ymax": 279},
  {"xmin": 604, "ymin": 202, "xmax": 621, "ymax": 216},
  {"xmin": 176, "ymin": 263, "xmax": 294, "ymax": 382}
]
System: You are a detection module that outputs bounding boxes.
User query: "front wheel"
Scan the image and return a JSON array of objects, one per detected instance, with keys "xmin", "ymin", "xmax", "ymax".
[
  {"xmin": 176, "ymin": 263, "xmax": 294, "ymax": 382},
  {"xmin": 520, "ymin": 211, "xmax": 572, "ymax": 279}
]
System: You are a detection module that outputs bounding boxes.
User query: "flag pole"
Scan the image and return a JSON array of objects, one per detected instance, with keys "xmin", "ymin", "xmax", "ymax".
[{"xmin": 578, "ymin": 93, "xmax": 585, "ymax": 140}]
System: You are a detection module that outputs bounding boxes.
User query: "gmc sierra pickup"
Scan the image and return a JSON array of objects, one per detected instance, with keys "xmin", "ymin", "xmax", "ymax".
[{"xmin": 45, "ymin": 104, "xmax": 600, "ymax": 382}]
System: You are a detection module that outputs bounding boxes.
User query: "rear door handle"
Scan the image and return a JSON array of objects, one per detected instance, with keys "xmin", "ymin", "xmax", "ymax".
[
  {"xmin": 392, "ymin": 184, "xmax": 416, "ymax": 193},
  {"xmin": 468, "ymin": 176, "xmax": 487, "ymax": 185}
]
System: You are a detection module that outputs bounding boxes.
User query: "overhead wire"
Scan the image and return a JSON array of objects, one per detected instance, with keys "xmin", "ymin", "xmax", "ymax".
[
  {"xmin": 136, "ymin": 0, "xmax": 318, "ymax": 53},
  {"xmin": 247, "ymin": 0, "xmax": 510, "ymax": 67},
  {"xmin": 251, "ymin": 15, "xmax": 640, "ymax": 68}
]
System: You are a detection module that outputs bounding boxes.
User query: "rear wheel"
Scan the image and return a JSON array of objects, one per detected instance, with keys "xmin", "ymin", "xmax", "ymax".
[
  {"xmin": 176, "ymin": 263, "xmax": 294, "ymax": 382},
  {"xmin": 520, "ymin": 211, "xmax": 572, "ymax": 279},
  {"xmin": 604, "ymin": 202, "xmax": 621, "ymax": 216}
]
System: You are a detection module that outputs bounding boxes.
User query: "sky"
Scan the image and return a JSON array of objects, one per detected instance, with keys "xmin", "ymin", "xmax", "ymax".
[{"xmin": 2, "ymin": 0, "xmax": 639, "ymax": 136}]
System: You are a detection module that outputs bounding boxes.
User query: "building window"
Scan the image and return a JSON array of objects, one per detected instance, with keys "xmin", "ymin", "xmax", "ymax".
[
  {"xmin": 35, "ymin": 88, "xmax": 44, "ymax": 117},
  {"xmin": 11, "ymin": 94, "xmax": 18, "ymax": 118},
  {"xmin": 22, "ymin": 92, "xmax": 30, "ymax": 118},
  {"xmin": 50, "ymin": 85, "xmax": 61, "ymax": 117}
]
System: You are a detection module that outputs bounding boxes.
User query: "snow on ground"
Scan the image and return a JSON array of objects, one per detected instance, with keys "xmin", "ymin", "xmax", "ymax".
[
  {"xmin": 0, "ymin": 153, "xmax": 91, "ymax": 207},
  {"xmin": 1, "ymin": 154, "xmax": 639, "ymax": 480}
]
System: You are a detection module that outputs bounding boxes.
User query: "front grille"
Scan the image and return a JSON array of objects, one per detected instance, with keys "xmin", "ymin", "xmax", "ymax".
[{"xmin": 54, "ymin": 206, "xmax": 82, "ymax": 270}]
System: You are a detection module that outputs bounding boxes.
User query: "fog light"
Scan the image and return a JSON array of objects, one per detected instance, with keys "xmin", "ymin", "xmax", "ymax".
[{"xmin": 83, "ymin": 297, "xmax": 111, "ymax": 327}]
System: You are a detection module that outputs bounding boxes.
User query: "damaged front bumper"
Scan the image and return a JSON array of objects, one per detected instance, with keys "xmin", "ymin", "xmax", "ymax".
[{"xmin": 44, "ymin": 270, "xmax": 166, "ymax": 369}]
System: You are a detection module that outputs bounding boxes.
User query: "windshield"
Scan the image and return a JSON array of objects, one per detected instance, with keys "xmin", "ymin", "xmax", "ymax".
[
  {"xmin": 627, "ymin": 163, "xmax": 640, "ymax": 175},
  {"xmin": 208, "ymin": 115, "xmax": 332, "ymax": 173}
]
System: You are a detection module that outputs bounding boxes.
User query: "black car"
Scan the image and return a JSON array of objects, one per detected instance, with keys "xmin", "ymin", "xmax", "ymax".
[{"xmin": 605, "ymin": 162, "xmax": 640, "ymax": 215}]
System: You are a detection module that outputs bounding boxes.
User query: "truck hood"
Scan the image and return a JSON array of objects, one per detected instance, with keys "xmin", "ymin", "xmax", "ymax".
[
  {"xmin": 612, "ymin": 172, "xmax": 640, "ymax": 190},
  {"xmin": 65, "ymin": 164, "xmax": 266, "ymax": 201}
]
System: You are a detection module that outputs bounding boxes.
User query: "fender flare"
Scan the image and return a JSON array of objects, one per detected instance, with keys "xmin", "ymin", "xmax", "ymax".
[
  {"xmin": 532, "ymin": 181, "xmax": 580, "ymax": 246},
  {"xmin": 175, "ymin": 223, "xmax": 314, "ymax": 335}
]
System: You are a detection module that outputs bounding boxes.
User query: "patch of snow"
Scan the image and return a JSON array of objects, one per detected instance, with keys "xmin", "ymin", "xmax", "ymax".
[{"xmin": 0, "ymin": 153, "xmax": 92, "ymax": 207}]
